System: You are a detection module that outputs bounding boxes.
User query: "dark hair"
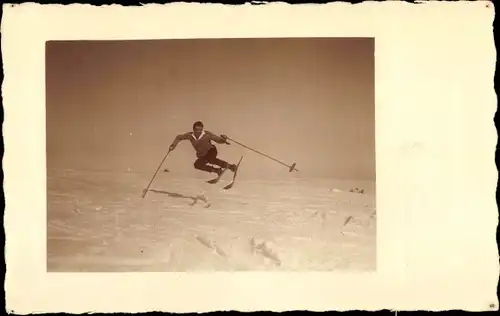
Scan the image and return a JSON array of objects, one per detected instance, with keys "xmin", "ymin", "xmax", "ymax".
[{"xmin": 193, "ymin": 121, "xmax": 204, "ymax": 130}]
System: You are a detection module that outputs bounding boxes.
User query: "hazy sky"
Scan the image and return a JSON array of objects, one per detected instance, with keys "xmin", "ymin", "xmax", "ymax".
[{"xmin": 46, "ymin": 38, "xmax": 374, "ymax": 180}]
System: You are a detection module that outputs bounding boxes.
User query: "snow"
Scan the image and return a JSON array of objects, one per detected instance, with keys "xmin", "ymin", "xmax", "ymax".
[{"xmin": 47, "ymin": 168, "xmax": 376, "ymax": 272}]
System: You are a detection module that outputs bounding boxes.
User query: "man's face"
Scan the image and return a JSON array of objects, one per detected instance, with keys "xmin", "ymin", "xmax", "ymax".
[{"xmin": 193, "ymin": 125, "xmax": 203, "ymax": 138}]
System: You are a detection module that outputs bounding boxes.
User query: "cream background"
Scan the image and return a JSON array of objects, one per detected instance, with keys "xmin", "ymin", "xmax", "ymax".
[{"xmin": 3, "ymin": 1, "xmax": 498, "ymax": 312}]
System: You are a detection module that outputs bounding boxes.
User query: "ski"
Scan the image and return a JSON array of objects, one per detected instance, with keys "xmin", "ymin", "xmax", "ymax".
[{"xmin": 223, "ymin": 156, "xmax": 243, "ymax": 190}]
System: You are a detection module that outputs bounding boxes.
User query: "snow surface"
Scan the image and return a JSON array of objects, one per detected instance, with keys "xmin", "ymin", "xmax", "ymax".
[{"xmin": 47, "ymin": 168, "xmax": 376, "ymax": 272}]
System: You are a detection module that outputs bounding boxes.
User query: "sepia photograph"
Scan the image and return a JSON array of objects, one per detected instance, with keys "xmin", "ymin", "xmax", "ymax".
[{"xmin": 46, "ymin": 37, "xmax": 376, "ymax": 272}]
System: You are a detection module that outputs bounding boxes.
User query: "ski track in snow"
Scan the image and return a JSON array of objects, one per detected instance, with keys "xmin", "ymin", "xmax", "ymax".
[{"xmin": 47, "ymin": 168, "xmax": 376, "ymax": 272}]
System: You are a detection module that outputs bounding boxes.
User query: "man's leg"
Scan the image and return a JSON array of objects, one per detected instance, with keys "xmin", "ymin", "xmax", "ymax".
[
  {"xmin": 194, "ymin": 156, "xmax": 220, "ymax": 174},
  {"xmin": 205, "ymin": 147, "xmax": 236, "ymax": 172}
]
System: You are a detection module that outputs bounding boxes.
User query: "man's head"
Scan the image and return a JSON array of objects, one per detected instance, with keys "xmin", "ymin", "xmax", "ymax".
[{"xmin": 192, "ymin": 121, "xmax": 204, "ymax": 138}]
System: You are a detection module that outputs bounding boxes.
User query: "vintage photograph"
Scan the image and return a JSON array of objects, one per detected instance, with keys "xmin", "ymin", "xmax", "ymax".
[{"xmin": 46, "ymin": 37, "xmax": 376, "ymax": 272}]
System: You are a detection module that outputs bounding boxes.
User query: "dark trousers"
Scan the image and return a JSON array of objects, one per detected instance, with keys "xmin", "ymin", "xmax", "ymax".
[{"xmin": 194, "ymin": 147, "xmax": 229, "ymax": 173}]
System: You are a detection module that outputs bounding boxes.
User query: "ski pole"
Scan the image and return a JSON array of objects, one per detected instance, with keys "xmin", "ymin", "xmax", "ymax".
[
  {"xmin": 142, "ymin": 149, "xmax": 172, "ymax": 198},
  {"xmin": 226, "ymin": 137, "xmax": 299, "ymax": 172}
]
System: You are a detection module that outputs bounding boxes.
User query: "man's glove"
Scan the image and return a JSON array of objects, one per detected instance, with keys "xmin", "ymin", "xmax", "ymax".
[{"xmin": 220, "ymin": 134, "xmax": 230, "ymax": 144}]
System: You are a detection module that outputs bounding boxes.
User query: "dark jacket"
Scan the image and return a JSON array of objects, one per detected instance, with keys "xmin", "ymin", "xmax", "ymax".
[{"xmin": 171, "ymin": 130, "xmax": 226, "ymax": 157}]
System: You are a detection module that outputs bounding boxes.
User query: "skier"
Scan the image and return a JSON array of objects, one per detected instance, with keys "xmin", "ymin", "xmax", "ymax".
[{"xmin": 169, "ymin": 121, "xmax": 237, "ymax": 177}]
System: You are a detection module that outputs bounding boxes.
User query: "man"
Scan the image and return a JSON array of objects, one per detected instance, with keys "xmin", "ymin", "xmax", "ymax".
[{"xmin": 169, "ymin": 121, "xmax": 237, "ymax": 176}]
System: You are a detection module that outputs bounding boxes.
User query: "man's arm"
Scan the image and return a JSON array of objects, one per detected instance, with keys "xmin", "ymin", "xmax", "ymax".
[
  {"xmin": 206, "ymin": 131, "xmax": 228, "ymax": 144},
  {"xmin": 170, "ymin": 132, "xmax": 191, "ymax": 149}
]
